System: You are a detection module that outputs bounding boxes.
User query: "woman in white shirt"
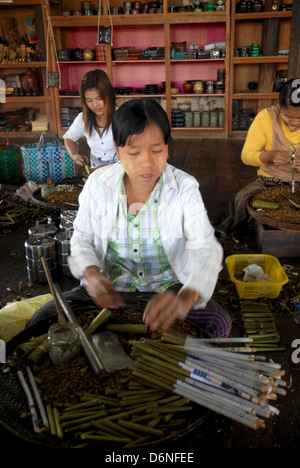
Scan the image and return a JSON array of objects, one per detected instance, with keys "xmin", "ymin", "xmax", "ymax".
[
  {"xmin": 63, "ymin": 69, "xmax": 117, "ymax": 169},
  {"xmin": 68, "ymin": 99, "xmax": 232, "ymax": 338}
]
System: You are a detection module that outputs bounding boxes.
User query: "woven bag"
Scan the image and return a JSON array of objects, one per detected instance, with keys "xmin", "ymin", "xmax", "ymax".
[{"xmin": 21, "ymin": 131, "xmax": 77, "ymax": 184}]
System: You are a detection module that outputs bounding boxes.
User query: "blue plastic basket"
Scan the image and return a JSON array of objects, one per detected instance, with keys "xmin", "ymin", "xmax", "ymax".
[{"xmin": 21, "ymin": 131, "xmax": 77, "ymax": 184}]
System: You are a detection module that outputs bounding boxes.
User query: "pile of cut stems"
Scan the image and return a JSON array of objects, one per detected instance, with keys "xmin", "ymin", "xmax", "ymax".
[
  {"xmin": 45, "ymin": 384, "xmax": 195, "ymax": 447},
  {"xmin": 241, "ymin": 302, "xmax": 285, "ymax": 352},
  {"xmin": 130, "ymin": 334, "xmax": 287, "ymax": 430}
]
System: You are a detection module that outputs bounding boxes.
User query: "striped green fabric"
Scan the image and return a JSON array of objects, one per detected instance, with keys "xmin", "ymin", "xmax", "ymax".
[{"xmin": 104, "ymin": 176, "xmax": 177, "ymax": 292}]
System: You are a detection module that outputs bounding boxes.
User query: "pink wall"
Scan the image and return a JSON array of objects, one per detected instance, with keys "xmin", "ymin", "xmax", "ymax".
[{"xmin": 60, "ymin": 23, "xmax": 226, "ymax": 92}]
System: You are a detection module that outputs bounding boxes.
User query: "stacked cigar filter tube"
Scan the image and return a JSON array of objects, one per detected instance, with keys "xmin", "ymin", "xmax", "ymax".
[
  {"xmin": 241, "ymin": 301, "xmax": 284, "ymax": 352},
  {"xmin": 131, "ymin": 330, "xmax": 287, "ymax": 430}
]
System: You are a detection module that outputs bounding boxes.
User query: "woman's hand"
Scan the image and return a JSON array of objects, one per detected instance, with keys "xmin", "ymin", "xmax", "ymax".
[
  {"xmin": 260, "ymin": 151, "xmax": 291, "ymax": 166},
  {"xmin": 143, "ymin": 290, "xmax": 195, "ymax": 332},
  {"xmin": 72, "ymin": 153, "xmax": 90, "ymax": 167},
  {"xmin": 84, "ymin": 266, "xmax": 125, "ymax": 309}
]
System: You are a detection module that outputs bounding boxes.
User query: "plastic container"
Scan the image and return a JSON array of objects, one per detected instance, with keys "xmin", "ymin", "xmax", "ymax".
[
  {"xmin": 225, "ymin": 254, "xmax": 289, "ymax": 299},
  {"xmin": 206, "ymin": 2, "xmax": 215, "ymax": 11}
]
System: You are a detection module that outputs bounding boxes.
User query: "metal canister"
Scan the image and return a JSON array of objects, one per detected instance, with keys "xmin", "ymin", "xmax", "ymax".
[
  {"xmin": 193, "ymin": 81, "xmax": 204, "ymax": 94},
  {"xmin": 28, "ymin": 218, "xmax": 57, "ymax": 239},
  {"xmin": 59, "ymin": 219, "xmax": 74, "ymax": 238},
  {"xmin": 184, "ymin": 111, "xmax": 193, "ymax": 127},
  {"xmin": 215, "ymin": 81, "xmax": 225, "ymax": 94},
  {"xmin": 217, "ymin": 68, "xmax": 225, "ymax": 81},
  {"xmin": 201, "ymin": 111, "xmax": 210, "ymax": 127},
  {"xmin": 210, "ymin": 111, "xmax": 219, "ymax": 127},
  {"xmin": 60, "ymin": 209, "xmax": 77, "ymax": 223},
  {"xmin": 193, "ymin": 111, "xmax": 201, "ymax": 127},
  {"xmin": 25, "ymin": 236, "xmax": 56, "ymax": 283},
  {"xmin": 55, "ymin": 231, "xmax": 73, "ymax": 277},
  {"xmin": 83, "ymin": 49, "xmax": 95, "ymax": 61},
  {"xmin": 218, "ymin": 110, "xmax": 225, "ymax": 127},
  {"xmin": 204, "ymin": 81, "xmax": 214, "ymax": 94}
]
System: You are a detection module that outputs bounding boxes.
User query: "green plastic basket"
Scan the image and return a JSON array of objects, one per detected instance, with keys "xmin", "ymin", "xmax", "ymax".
[{"xmin": 0, "ymin": 133, "xmax": 23, "ymax": 184}]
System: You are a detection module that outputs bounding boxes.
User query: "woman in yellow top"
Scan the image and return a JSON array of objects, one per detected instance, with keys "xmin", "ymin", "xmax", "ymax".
[{"xmin": 219, "ymin": 78, "xmax": 300, "ymax": 231}]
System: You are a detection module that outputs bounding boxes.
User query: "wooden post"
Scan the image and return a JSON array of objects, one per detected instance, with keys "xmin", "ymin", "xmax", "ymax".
[
  {"xmin": 288, "ymin": 1, "xmax": 300, "ymax": 79},
  {"xmin": 257, "ymin": 0, "xmax": 281, "ymax": 112}
]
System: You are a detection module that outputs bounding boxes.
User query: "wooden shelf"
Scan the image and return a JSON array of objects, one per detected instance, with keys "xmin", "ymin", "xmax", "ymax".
[
  {"xmin": 50, "ymin": 12, "xmax": 229, "ymax": 28},
  {"xmin": 233, "ymin": 92, "xmax": 280, "ymax": 99},
  {"xmin": 0, "ymin": 62, "xmax": 47, "ymax": 68},
  {"xmin": 234, "ymin": 11, "xmax": 292, "ymax": 20},
  {"xmin": 228, "ymin": 0, "xmax": 293, "ymax": 138},
  {"xmin": 5, "ymin": 96, "xmax": 53, "ymax": 103},
  {"xmin": 172, "ymin": 126, "xmax": 225, "ymax": 130},
  {"xmin": 170, "ymin": 58, "xmax": 225, "ymax": 63},
  {"xmin": 232, "ymin": 56, "xmax": 289, "ymax": 64}
]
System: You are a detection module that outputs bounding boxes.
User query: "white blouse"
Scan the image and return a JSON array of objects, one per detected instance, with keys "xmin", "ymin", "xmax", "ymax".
[{"xmin": 63, "ymin": 112, "xmax": 116, "ymax": 167}]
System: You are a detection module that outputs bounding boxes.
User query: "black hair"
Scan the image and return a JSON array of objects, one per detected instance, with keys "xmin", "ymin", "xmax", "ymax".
[
  {"xmin": 112, "ymin": 99, "xmax": 172, "ymax": 150},
  {"xmin": 279, "ymin": 78, "xmax": 300, "ymax": 108},
  {"xmin": 80, "ymin": 69, "xmax": 116, "ymax": 135}
]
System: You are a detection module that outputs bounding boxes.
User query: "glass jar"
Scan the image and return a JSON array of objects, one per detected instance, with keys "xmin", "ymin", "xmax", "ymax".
[{"xmin": 48, "ymin": 322, "xmax": 81, "ymax": 365}]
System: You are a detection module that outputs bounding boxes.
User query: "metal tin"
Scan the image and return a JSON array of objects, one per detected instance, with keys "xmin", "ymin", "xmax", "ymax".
[
  {"xmin": 184, "ymin": 111, "xmax": 193, "ymax": 127},
  {"xmin": 218, "ymin": 111, "xmax": 225, "ymax": 127},
  {"xmin": 62, "ymin": 10, "xmax": 72, "ymax": 16},
  {"xmin": 72, "ymin": 10, "xmax": 83, "ymax": 15},
  {"xmin": 25, "ymin": 236, "xmax": 56, "ymax": 260},
  {"xmin": 81, "ymin": 1, "xmax": 91, "ymax": 8},
  {"xmin": 60, "ymin": 209, "xmax": 77, "ymax": 222},
  {"xmin": 59, "ymin": 219, "xmax": 74, "ymax": 238},
  {"xmin": 58, "ymin": 49, "xmax": 71, "ymax": 61},
  {"xmin": 71, "ymin": 48, "xmax": 83, "ymax": 61},
  {"xmin": 215, "ymin": 81, "xmax": 225, "ymax": 94},
  {"xmin": 210, "ymin": 111, "xmax": 218, "ymax": 128},
  {"xmin": 204, "ymin": 81, "xmax": 214, "ymax": 94},
  {"xmin": 217, "ymin": 68, "xmax": 225, "ymax": 82},
  {"xmin": 193, "ymin": 111, "xmax": 201, "ymax": 127},
  {"xmin": 193, "ymin": 81, "xmax": 204, "ymax": 94},
  {"xmin": 26, "ymin": 255, "xmax": 56, "ymax": 270},
  {"xmin": 201, "ymin": 111, "xmax": 210, "ymax": 127},
  {"xmin": 27, "ymin": 265, "xmax": 56, "ymax": 284},
  {"xmin": 55, "ymin": 231, "xmax": 72, "ymax": 277},
  {"xmin": 28, "ymin": 218, "xmax": 57, "ymax": 239},
  {"xmin": 83, "ymin": 49, "xmax": 95, "ymax": 61},
  {"xmin": 55, "ymin": 231, "xmax": 71, "ymax": 255},
  {"xmin": 25, "ymin": 236, "xmax": 56, "ymax": 283}
]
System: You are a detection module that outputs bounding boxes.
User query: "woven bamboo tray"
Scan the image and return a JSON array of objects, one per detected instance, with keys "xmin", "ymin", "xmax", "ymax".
[{"xmin": 1, "ymin": 293, "xmax": 210, "ymax": 448}]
